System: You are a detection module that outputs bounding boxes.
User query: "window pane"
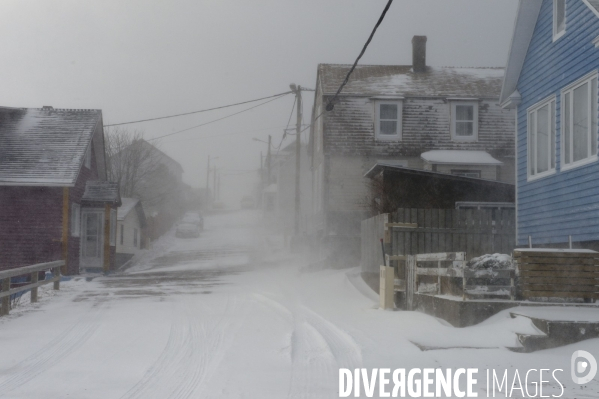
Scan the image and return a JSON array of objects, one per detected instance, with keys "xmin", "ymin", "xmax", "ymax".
[
  {"xmin": 456, "ymin": 105, "xmax": 474, "ymax": 121},
  {"xmin": 564, "ymin": 93, "xmax": 571, "ymax": 164},
  {"xmin": 551, "ymin": 101, "xmax": 556, "ymax": 169},
  {"xmin": 592, "ymin": 77, "xmax": 597, "ymax": 156},
  {"xmin": 556, "ymin": 0, "xmax": 565, "ymax": 33},
  {"xmin": 530, "ymin": 114, "xmax": 536, "ymax": 175},
  {"xmin": 455, "ymin": 121, "xmax": 473, "ymax": 136},
  {"xmin": 536, "ymin": 105, "xmax": 549, "ymax": 173},
  {"xmin": 573, "ymin": 83, "xmax": 589, "ymax": 162},
  {"xmin": 380, "ymin": 104, "xmax": 398, "ymax": 120},
  {"xmin": 379, "ymin": 121, "xmax": 397, "ymax": 135}
]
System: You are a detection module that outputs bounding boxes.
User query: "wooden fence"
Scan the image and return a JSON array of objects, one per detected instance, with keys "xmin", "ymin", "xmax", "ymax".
[
  {"xmin": 514, "ymin": 249, "xmax": 599, "ymax": 301},
  {"xmin": 0, "ymin": 260, "xmax": 62, "ymax": 316},
  {"xmin": 390, "ymin": 208, "xmax": 516, "ymax": 259}
]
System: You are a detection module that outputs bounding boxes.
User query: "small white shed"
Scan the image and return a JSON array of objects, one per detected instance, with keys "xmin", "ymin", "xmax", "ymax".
[{"xmin": 116, "ymin": 198, "xmax": 147, "ymax": 266}]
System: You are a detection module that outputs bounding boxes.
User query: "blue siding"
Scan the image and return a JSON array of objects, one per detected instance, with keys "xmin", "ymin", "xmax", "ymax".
[{"xmin": 517, "ymin": 0, "xmax": 599, "ymax": 245}]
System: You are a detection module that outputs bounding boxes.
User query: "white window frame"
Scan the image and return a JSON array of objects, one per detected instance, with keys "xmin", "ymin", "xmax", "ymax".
[
  {"xmin": 527, "ymin": 96, "xmax": 557, "ymax": 181},
  {"xmin": 71, "ymin": 203, "xmax": 81, "ymax": 237},
  {"xmin": 553, "ymin": 0, "xmax": 566, "ymax": 42},
  {"xmin": 84, "ymin": 142, "xmax": 92, "ymax": 169},
  {"xmin": 374, "ymin": 100, "xmax": 402, "ymax": 141},
  {"xmin": 560, "ymin": 71, "xmax": 599, "ymax": 171},
  {"xmin": 450, "ymin": 101, "xmax": 479, "ymax": 142},
  {"xmin": 110, "ymin": 209, "xmax": 117, "ymax": 246}
]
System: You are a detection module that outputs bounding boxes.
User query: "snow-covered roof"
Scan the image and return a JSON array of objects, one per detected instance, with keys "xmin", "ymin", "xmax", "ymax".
[
  {"xmin": 319, "ymin": 64, "xmax": 504, "ymax": 98},
  {"xmin": 118, "ymin": 197, "xmax": 140, "ymax": 220},
  {"xmin": 82, "ymin": 181, "xmax": 121, "ymax": 205},
  {"xmin": 421, "ymin": 150, "xmax": 502, "ymax": 165},
  {"xmin": 0, "ymin": 107, "xmax": 103, "ymax": 186}
]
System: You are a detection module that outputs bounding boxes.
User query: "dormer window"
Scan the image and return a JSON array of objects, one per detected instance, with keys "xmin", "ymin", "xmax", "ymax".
[
  {"xmin": 84, "ymin": 142, "xmax": 92, "ymax": 169},
  {"xmin": 375, "ymin": 100, "xmax": 402, "ymax": 141},
  {"xmin": 553, "ymin": 0, "xmax": 566, "ymax": 41},
  {"xmin": 450, "ymin": 101, "xmax": 478, "ymax": 142}
]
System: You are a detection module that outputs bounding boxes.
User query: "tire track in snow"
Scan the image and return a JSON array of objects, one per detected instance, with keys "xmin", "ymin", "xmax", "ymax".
[
  {"xmin": 120, "ymin": 296, "xmax": 242, "ymax": 399},
  {"xmin": 0, "ymin": 304, "xmax": 106, "ymax": 394},
  {"xmin": 252, "ymin": 292, "xmax": 362, "ymax": 398}
]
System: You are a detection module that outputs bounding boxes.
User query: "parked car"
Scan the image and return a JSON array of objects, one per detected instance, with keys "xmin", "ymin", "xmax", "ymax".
[
  {"xmin": 182, "ymin": 212, "xmax": 204, "ymax": 230},
  {"xmin": 240, "ymin": 196, "xmax": 255, "ymax": 209},
  {"xmin": 175, "ymin": 223, "xmax": 200, "ymax": 238}
]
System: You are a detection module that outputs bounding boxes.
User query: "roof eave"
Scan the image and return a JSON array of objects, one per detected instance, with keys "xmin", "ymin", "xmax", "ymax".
[{"xmin": 500, "ymin": 0, "xmax": 543, "ymax": 104}]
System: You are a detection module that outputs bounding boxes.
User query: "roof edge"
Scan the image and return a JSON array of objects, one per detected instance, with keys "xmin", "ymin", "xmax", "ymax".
[{"xmin": 500, "ymin": 0, "xmax": 543, "ymax": 104}]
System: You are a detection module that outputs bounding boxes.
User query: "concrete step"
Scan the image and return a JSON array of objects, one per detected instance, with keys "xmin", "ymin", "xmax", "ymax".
[{"xmin": 508, "ymin": 310, "xmax": 599, "ymax": 353}]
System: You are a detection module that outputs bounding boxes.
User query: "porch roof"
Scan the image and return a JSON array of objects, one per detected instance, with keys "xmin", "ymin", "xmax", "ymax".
[{"xmin": 81, "ymin": 181, "xmax": 121, "ymax": 206}]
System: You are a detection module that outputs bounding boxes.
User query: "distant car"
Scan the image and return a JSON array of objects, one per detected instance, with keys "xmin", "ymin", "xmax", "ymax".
[
  {"xmin": 182, "ymin": 212, "xmax": 204, "ymax": 230},
  {"xmin": 240, "ymin": 196, "xmax": 255, "ymax": 209},
  {"xmin": 175, "ymin": 223, "xmax": 200, "ymax": 238}
]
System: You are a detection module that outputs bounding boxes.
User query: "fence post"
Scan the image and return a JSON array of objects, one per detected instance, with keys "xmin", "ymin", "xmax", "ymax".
[
  {"xmin": 31, "ymin": 271, "xmax": 38, "ymax": 303},
  {"xmin": 1, "ymin": 278, "xmax": 10, "ymax": 316},
  {"xmin": 53, "ymin": 266, "xmax": 61, "ymax": 290}
]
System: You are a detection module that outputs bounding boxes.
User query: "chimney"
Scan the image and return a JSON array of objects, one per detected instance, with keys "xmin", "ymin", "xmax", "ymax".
[{"xmin": 412, "ymin": 35, "xmax": 427, "ymax": 73}]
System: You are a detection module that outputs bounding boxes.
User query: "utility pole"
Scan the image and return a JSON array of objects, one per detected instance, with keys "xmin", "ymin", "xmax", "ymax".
[
  {"xmin": 213, "ymin": 167, "xmax": 217, "ymax": 202},
  {"xmin": 206, "ymin": 155, "xmax": 211, "ymax": 191},
  {"xmin": 290, "ymin": 84, "xmax": 303, "ymax": 236},
  {"xmin": 267, "ymin": 135, "xmax": 272, "ymax": 185}
]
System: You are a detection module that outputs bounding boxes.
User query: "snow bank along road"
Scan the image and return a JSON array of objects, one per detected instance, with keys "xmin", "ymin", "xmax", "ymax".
[{"xmin": 0, "ymin": 211, "xmax": 597, "ymax": 398}]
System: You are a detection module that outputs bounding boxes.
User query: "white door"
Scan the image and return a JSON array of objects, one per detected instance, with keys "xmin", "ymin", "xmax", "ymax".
[{"xmin": 80, "ymin": 209, "xmax": 104, "ymax": 271}]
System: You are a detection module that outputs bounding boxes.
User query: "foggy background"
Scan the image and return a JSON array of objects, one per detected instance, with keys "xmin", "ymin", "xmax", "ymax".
[{"xmin": 0, "ymin": 0, "xmax": 519, "ymax": 207}]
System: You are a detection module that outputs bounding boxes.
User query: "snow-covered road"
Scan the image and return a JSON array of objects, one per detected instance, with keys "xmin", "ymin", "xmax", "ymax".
[{"xmin": 0, "ymin": 211, "xmax": 597, "ymax": 398}]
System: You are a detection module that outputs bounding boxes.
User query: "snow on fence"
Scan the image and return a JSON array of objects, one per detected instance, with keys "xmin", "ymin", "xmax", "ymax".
[
  {"xmin": 404, "ymin": 252, "xmax": 515, "ymax": 310},
  {"xmin": 0, "ymin": 260, "xmax": 62, "ymax": 316}
]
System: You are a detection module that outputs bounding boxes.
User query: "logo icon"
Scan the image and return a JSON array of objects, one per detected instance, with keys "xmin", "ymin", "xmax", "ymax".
[{"xmin": 571, "ymin": 350, "xmax": 597, "ymax": 384}]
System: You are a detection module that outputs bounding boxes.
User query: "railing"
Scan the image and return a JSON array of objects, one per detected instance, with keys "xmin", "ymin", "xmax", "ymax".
[
  {"xmin": 0, "ymin": 260, "xmax": 63, "ymax": 316},
  {"xmin": 403, "ymin": 252, "xmax": 515, "ymax": 309}
]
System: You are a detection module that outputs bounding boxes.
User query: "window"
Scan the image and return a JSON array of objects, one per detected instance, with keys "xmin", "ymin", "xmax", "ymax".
[
  {"xmin": 451, "ymin": 169, "xmax": 481, "ymax": 178},
  {"xmin": 84, "ymin": 142, "xmax": 92, "ymax": 169},
  {"xmin": 133, "ymin": 228, "xmax": 138, "ymax": 247},
  {"xmin": 553, "ymin": 0, "xmax": 566, "ymax": 41},
  {"xmin": 110, "ymin": 209, "xmax": 116, "ymax": 246},
  {"xmin": 375, "ymin": 101, "xmax": 402, "ymax": 140},
  {"xmin": 450, "ymin": 102, "xmax": 478, "ymax": 141},
  {"xmin": 561, "ymin": 73, "xmax": 598, "ymax": 169},
  {"xmin": 120, "ymin": 224, "xmax": 124, "ymax": 245},
  {"xmin": 528, "ymin": 97, "xmax": 556, "ymax": 179},
  {"xmin": 71, "ymin": 203, "xmax": 81, "ymax": 236}
]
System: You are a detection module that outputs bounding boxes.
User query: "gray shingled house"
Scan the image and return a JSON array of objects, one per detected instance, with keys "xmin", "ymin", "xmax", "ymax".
[
  {"xmin": 0, "ymin": 106, "xmax": 121, "ymax": 274},
  {"xmin": 306, "ymin": 36, "xmax": 515, "ymax": 261}
]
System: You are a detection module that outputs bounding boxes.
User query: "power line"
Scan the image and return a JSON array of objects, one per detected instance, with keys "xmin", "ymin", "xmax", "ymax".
[
  {"xmin": 103, "ymin": 91, "xmax": 293, "ymax": 127},
  {"xmin": 325, "ymin": 0, "xmax": 394, "ymax": 111},
  {"xmin": 146, "ymin": 93, "xmax": 290, "ymax": 142},
  {"xmin": 160, "ymin": 125, "xmax": 288, "ymax": 145}
]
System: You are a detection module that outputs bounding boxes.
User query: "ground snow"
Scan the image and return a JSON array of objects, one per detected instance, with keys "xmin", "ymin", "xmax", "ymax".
[{"xmin": 0, "ymin": 211, "xmax": 597, "ymax": 398}]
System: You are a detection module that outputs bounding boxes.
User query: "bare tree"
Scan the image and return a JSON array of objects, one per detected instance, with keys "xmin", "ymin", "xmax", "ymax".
[{"xmin": 104, "ymin": 127, "xmax": 184, "ymax": 210}]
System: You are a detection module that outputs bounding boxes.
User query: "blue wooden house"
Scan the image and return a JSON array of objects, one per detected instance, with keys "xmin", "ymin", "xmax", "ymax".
[{"xmin": 500, "ymin": 0, "xmax": 599, "ymax": 248}]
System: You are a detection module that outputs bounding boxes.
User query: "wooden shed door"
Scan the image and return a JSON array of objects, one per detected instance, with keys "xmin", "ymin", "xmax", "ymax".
[{"xmin": 80, "ymin": 209, "xmax": 104, "ymax": 270}]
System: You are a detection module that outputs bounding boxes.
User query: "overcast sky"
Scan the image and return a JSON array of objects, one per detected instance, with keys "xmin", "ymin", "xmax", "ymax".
[{"xmin": 0, "ymin": 0, "xmax": 519, "ymax": 206}]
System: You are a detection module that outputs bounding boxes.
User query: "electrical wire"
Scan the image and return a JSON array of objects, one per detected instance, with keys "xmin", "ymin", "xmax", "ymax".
[
  {"xmin": 273, "ymin": 96, "xmax": 297, "ymax": 151},
  {"xmin": 146, "ymin": 93, "xmax": 290, "ymax": 142},
  {"xmin": 103, "ymin": 91, "xmax": 293, "ymax": 127},
  {"xmin": 325, "ymin": 0, "xmax": 394, "ymax": 111}
]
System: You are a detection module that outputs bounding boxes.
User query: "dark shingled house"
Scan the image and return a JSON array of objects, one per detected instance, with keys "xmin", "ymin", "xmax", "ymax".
[{"xmin": 0, "ymin": 106, "xmax": 121, "ymax": 274}]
